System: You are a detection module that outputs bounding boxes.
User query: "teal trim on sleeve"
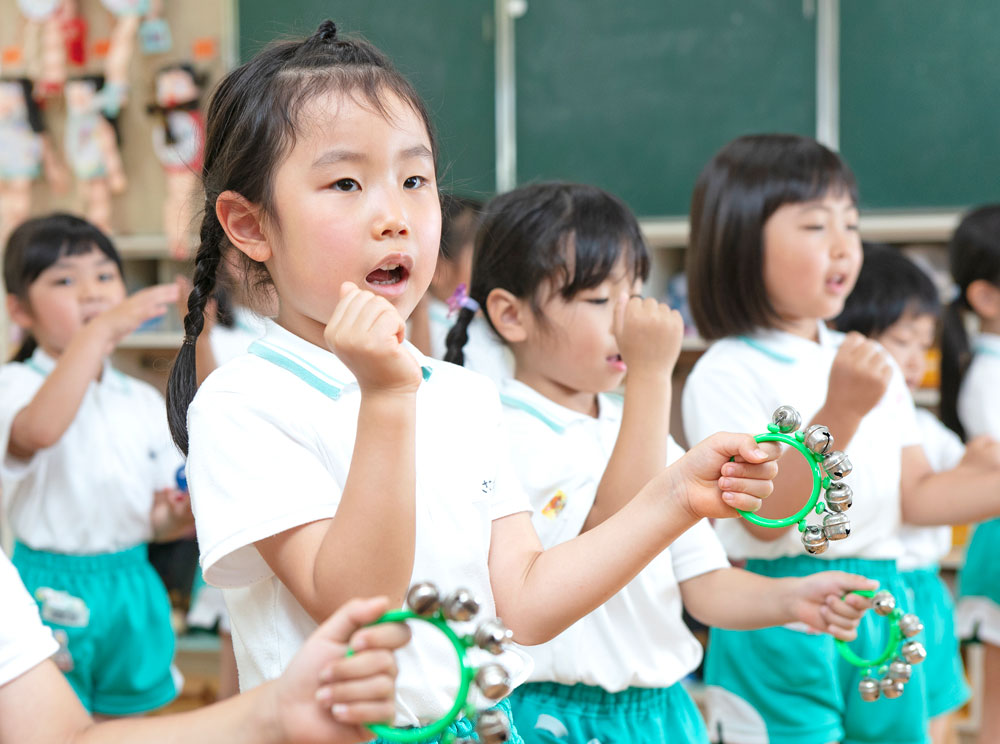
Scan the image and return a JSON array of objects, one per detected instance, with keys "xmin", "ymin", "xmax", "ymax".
[
  {"xmin": 248, "ymin": 341, "xmax": 344, "ymax": 400},
  {"xmin": 421, "ymin": 365, "xmax": 433, "ymax": 381},
  {"xmin": 738, "ymin": 335, "xmax": 796, "ymax": 364},
  {"xmin": 499, "ymin": 393, "xmax": 566, "ymax": 433},
  {"xmin": 23, "ymin": 359, "xmax": 48, "ymax": 377}
]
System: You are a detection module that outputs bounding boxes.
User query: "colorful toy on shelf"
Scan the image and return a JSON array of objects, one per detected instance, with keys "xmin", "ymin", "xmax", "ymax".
[
  {"xmin": 738, "ymin": 406, "xmax": 855, "ymax": 554},
  {"xmin": 0, "ymin": 77, "xmax": 68, "ymax": 246},
  {"xmin": 64, "ymin": 75, "xmax": 126, "ymax": 233},
  {"xmin": 100, "ymin": 0, "xmax": 151, "ymax": 106},
  {"xmin": 17, "ymin": 0, "xmax": 68, "ymax": 98},
  {"xmin": 147, "ymin": 63, "xmax": 205, "ymax": 258},
  {"xmin": 355, "ymin": 582, "xmax": 514, "ymax": 744},
  {"xmin": 837, "ymin": 588, "xmax": 927, "ymax": 702}
]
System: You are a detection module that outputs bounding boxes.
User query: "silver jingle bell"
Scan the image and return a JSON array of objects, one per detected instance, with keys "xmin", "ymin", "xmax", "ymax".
[
  {"xmin": 824, "ymin": 482, "xmax": 853, "ymax": 513},
  {"xmin": 771, "ymin": 405, "xmax": 802, "ymax": 433},
  {"xmin": 822, "ymin": 450, "xmax": 853, "ymax": 481},
  {"xmin": 879, "ymin": 676, "xmax": 905, "ymax": 699},
  {"xmin": 475, "ymin": 618, "xmax": 514, "ymax": 655},
  {"xmin": 888, "ymin": 659, "xmax": 912, "ymax": 683},
  {"xmin": 899, "ymin": 613, "xmax": 924, "ymax": 638},
  {"xmin": 801, "ymin": 525, "xmax": 829, "ymax": 555},
  {"xmin": 858, "ymin": 675, "xmax": 880, "ymax": 702},
  {"xmin": 405, "ymin": 582, "xmax": 441, "ymax": 616},
  {"xmin": 441, "ymin": 588, "xmax": 480, "ymax": 622},
  {"xmin": 901, "ymin": 641, "xmax": 927, "ymax": 665},
  {"xmin": 871, "ymin": 590, "xmax": 896, "ymax": 616},
  {"xmin": 822, "ymin": 511, "xmax": 851, "ymax": 541},
  {"xmin": 802, "ymin": 424, "xmax": 834, "ymax": 455},
  {"xmin": 475, "ymin": 708, "xmax": 512, "ymax": 744},
  {"xmin": 475, "ymin": 663, "xmax": 513, "ymax": 701}
]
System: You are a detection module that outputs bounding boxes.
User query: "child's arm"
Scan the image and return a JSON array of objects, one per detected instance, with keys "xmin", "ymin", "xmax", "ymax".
[
  {"xmin": 679, "ymin": 567, "xmax": 875, "ymax": 639},
  {"xmin": 900, "ymin": 442, "xmax": 1000, "ymax": 525},
  {"xmin": 255, "ymin": 283, "xmax": 422, "ymax": 618},
  {"xmin": 489, "ymin": 432, "xmax": 779, "ymax": 644},
  {"xmin": 7, "ymin": 283, "xmax": 178, "ymax": 459},
  {"xmin": 0, "ymin": 597, "xmax": 408, "ymax": 744},
  {"xmin": 582, "ymin": 295, "xmax": 683, "ymax": 531},
  {"xmin": 742, "ymin": 333, "xmax": 892, "ymax": 542}
]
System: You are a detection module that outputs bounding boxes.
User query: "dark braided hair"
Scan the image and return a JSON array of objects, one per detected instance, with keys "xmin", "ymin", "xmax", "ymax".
[
  {"xmin": 939, "ymin": 204, "xmax": 1000, "ymax": 439},
  {"xmin": 444, "ymin": 182, "xmax": 649, "ymax": 366},
  {"xmin": 166, "ymin": 20, "xmax": 438, "ymax": 454}
]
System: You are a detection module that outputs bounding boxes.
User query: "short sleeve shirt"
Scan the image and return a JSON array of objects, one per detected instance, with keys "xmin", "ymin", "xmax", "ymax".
[
  {"xmin": 958, "ymin": 333, "xmax": 1000, "ymax": 439},
  {"xmin": 0, "ymin": 550, "xmax": 58, "ymax": 686},
  {"xmin": 500, "ymin": 379, "xmax": 729, "ymax": 690},
  {"xmin": 682, "ymin": 323, "xmax": 920, "ymax": 561}
]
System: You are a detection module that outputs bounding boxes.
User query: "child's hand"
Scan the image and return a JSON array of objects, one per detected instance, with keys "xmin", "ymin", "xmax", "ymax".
[
  {"xmin": 667, "ymin": 433, "xmax": 780, "ymax": 519},
  {"xmin": 324, "ymin": 282, "xmax": 423, "ymax": 396},
  {"xmin": 275, "ymin": 596, "xmax": 411, "ymax": 743},
  {"xmin": 92, "ymin": 283, "xmax": 180, "ymax": 351},
  {"xmin": 826, "ymin": 332, "xmax": 892, "ymax": 419},
  {"xmin": 960, "ymin": 435, "xmax": 1000, "ymax": 471},
  {"xmin": 784, "ymin": 572, "xmax": 879, "ymax": 641},
  {"xmin": 150, "ymin": 487, "xmax": 195, "ymax": 542},
  {"xmin": 613, "ymin": 295, "xmax": 684, "ymax": 379}
]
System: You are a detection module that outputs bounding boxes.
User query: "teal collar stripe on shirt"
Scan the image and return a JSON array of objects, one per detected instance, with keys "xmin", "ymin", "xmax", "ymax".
[
  {"xmin": 248, "ymin": 339, "xmax": 432, "ymax": 401},
  {"xmin": 974, "ymin": 343, "xmax": 1000, "ymax": 360},
  {"xmin": 499, "ymin": 393, "xmax": 567, "ymax": 434},
  {"xmin": 738, "ymin": 335, "xmax": 796, "ymax": 365},
  {"xmin": 22, "ymin": 354, "xmax": 130, "ymax": 390}
]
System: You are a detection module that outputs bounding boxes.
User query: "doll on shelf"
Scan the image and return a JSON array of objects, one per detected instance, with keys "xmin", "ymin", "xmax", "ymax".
[
  {"xmin": 16, "ymin": 0, "xmax": 69, "ymax": 98},
  {"xmin": 0, "ymin": 78, "xmax": 68, "ymax": 246},
  {"xmin": 101, "ymin": 0, "xmax": 153, "ymax": 106},
  {"xmin": 147, "ymin": 63, "xmax": 205, "ymax": 258},
  {"xmin": 64, "ymin": 75, "xmax": 126, "ymax": 234}
]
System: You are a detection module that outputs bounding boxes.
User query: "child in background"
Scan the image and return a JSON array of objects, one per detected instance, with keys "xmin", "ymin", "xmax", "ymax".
[
  {"xmin": 0, "ymin": 213, "xmax": 191, "ymax": 715},
  {"xmin": 0, "ymin": 544, "xmax": 412, "ymax": 744},
  {"xmin": 167, "ymin": 22, "xmax": 782, "ymax": 741},
  {"xmin": 939, "ymin": 204, "xmax": 1000, "ymax": 744},
  {"xmin": 681, "ymin": 134, "xmax": 1000, "ymax": 744},
  {"xmin": 448, "ymin": 180, "xmax": 875, "ymax": 743},
  {"xmin": 409, "ymin": 194, "xmax": 513, "ymax": 384},
  {"xmin": 835, "ymin": 243, "xmax": 977, "ymax": 744}
]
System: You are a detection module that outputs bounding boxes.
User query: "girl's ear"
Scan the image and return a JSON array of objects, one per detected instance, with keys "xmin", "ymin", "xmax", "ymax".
[
  {"xmin": 6, "ymin": 294, "xmax": 33, "ymax": 330},
  {"xmin": 485, "ymin": 288, "xmax": 529, "ymax": 344},
  {"xmin": 967, "ymin": 279, "xmax": 1000, "ymax": 320},
  {"xmin": 216, "ymin": 190, "xmax": 272, "ymax": 263}
]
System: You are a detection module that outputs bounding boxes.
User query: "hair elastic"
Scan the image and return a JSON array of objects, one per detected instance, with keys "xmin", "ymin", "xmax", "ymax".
[{"xmin": 447, "ymin": 283, "xmax": 480, "ymax": 317}]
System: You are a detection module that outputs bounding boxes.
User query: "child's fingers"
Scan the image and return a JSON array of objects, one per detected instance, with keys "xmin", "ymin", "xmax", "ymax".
[
  {"xmin": 731, "ymin": 438, "xmax": 781, "ymax": 464},
  {"xmin": 316, "ymin": 672, "xmax": 394, "ymax": 706},
  {"xmin": 313, "ymin": 597, "xmax": 392, "ymax": 647},
  {"xmin": 718, "ymin": 475, "xmax": 773, "ymax": 500},
  {"xmin": 721, "ymin": 459, "xmax": 779, "ymax": 480},
  {"xmin": 328, "ymin": 700, "xmax": 396, "ymax": 726},
  {"xmin": 720, "ymin": 491, "xmax": 762, "ymax": 513},
  {"xmin": 823, "ymin": 597, "xmax": 866, "ymax": 625},
  {"xmin": 320, "ymin": 649, "xmax": 398, "ymax": 685},
  {"xmin": 329, "ymin": 284, "xmax": 370, "ymax": 333},
  {"xmin": 348, "ymin": 622, "xmax": 412, "ymax": 654}
]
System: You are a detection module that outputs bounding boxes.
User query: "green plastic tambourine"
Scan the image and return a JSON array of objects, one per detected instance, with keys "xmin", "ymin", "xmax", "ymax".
[
  {"xmin": 835, "ymin": 588, "xmax": 927, "ymax": 701},
  {"xmin": 736, "ymin": 406, "xmax": 855, "ymax": 555},
  {"xmin": 349, "ymin": 583, "xmax": 514, "ymax": 744}
]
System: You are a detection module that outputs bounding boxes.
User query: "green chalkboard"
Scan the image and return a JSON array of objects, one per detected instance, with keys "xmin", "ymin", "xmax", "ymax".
[
  {"xmin": 514, "ymin": 1, "xmax": 819, "ymax": 217},
  {"xmin": 840, "ymin": 1, "xmax": 1000, "ymax": 209},
  {"xmin": 237, "ymin": 1, "xmax": 496, "ymax": 198}
]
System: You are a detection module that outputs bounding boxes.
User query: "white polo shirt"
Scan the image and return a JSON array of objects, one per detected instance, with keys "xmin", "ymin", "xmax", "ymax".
[
  {"xmin": 0, "ymin": 350, "xmax": 183, "ymax": 553},
  {"xmin": 426, "ymin": 296, "xmax": 514, "ymax": 386},
  {"xmin": 958, "ymin": 333, "xmax": 1000, "ymax": 440},
  {"xmin": 186, "ymin": 319, "xmax": 531, "ymax": 723},
  {"xmin": 682, "ymin": 323, "xmax": 919, "ymax": 562},
  {"xmin": 897, "ymin": 408, "xmax": 964, "ymax": 571},
  {"xmin": 0, "ymin": 549, "xmax": 58, "ymax": 687},
  {"xmin": 208, "ymin": 306, "xmax": 267, "ymax": 367},
  {"xmin": 500, "ymin": 379, "xmax": 729, "ymax": 691}
]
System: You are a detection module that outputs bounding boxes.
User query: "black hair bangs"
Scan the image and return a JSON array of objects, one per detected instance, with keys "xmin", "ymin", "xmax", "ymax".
[{"xmin": 4, "ymin": 213, "xmax": 122, "ymax": 297}]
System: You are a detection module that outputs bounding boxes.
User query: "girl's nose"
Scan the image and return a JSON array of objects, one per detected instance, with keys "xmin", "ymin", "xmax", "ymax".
[{"xmin": 371, "ymin": 191, "xmax": 409, "ymax": 239}]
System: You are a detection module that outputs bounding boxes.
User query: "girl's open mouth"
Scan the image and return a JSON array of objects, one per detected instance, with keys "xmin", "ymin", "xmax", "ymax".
[
  {"xmin": 366, "ymin": 263, "xmax": 409, "ymax": 286},
  {"xmin": 607, "ymin": 353, "xmax": 626, "ymax": 372}
]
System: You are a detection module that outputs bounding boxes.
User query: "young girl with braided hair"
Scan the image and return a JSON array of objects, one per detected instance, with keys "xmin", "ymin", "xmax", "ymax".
[{"xmin": 167, "ymin": 21, "xmax": 782, "ymax": 741}]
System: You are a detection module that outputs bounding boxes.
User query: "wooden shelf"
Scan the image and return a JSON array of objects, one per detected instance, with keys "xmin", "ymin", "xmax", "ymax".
[{"xmin": 119, "ymin": 331, "xmax": 184, "ymax": 350}]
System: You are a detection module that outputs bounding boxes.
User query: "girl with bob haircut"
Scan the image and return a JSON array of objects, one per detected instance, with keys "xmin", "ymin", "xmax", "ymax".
[
  {"xmin": 683, "ymin": 134, "xmax": 1000, "ymax": 744},
  {"xmin": 167, "ymin": 21, "xmax": 782, "ymax": 742},
  {"xmin": 449, "ymin": 181, "xmax": 873, "ymax": 744}
]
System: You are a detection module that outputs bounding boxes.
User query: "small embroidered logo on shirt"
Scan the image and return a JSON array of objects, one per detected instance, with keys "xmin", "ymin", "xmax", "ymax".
[
  {"xmin": 481, "ymin": 479, "xmax": 495, "ymax": 495},
  {"xmin": 542, "ymin": 490, "xmax": 567, "ymax": 519}
]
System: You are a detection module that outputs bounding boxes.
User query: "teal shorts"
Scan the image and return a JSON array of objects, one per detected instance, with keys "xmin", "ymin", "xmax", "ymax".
[
  {"xmin": 508, "ymin": 680, "xmax": 707, "ymax": 744},
  {"xmin": 704, "ymin": 556, "xmax": 930, "ymax": 744},
  {"xmin": 957, "ymin": 518, "xmax": 1000, "ymax": 645},
  {"xmin": 12, "ymin": 541, "xmax": 178, "ymax": 715},
  {"xmin": 899, "ymin": 564, "xmax": 969, "ymax": 718},
  {"xmin": 367, "ymin": 697, "xmax": 523, "ymax": 744}
]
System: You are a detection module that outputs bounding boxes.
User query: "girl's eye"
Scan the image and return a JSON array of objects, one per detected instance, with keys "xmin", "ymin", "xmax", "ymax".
[
  {"xmin": 52, "ymin": 277, "xmax": 73, "ymax": 287},
  {"xmin": 801, "ymin": 224, "xmax": 825, "ymax": 231},
  {"xmin": 331, "ymin": 178, "xmax": 359, "ymax": 192},
  {"xmin": 98, "ymin": 272, "xmax": 116, "ymax": 282},
  {"xmin": 585, "ymin": 297, "xmax": 609, "ymax": 305},
  {"xmin": 404, "ymin": 175, "xmax": 428, "ymax": 189},
  {"xmin": 846, "ymin": 223, "xmax": 860, "ymax": 232}
]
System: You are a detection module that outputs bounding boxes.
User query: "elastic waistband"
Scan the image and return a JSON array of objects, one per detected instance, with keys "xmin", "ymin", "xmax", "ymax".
[
  {"xmin": 515, "ymin": 681, "xmax": 676, "ymax": 713},
  {"xmin": 745, "ymin": 555, "xmax": 899, "ymax": 581},
  {"xmin": 13, "ymin": 542, "xmax": 149, "ymax": 572},
  {"xmin": 901, "ymin": 562, "xmax": 940, "ymax": 577}
]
